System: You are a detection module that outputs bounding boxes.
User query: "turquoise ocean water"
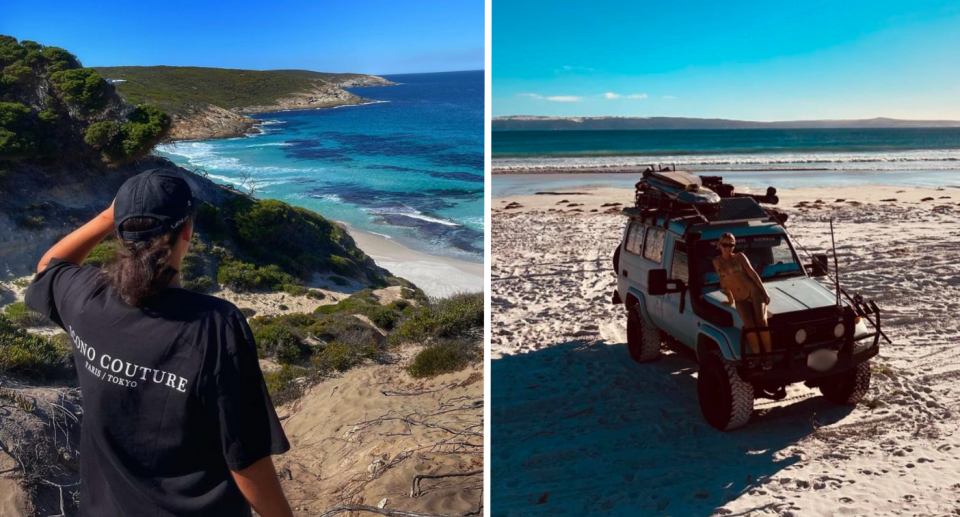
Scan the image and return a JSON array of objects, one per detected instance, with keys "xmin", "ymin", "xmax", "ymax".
[
  {"xmin": 493, "ymin": 128, "xmax": 960, "ymax": 196},
  {"xmin": 159, "ymin": 71, "xmax": 484, "ymax": 262}
]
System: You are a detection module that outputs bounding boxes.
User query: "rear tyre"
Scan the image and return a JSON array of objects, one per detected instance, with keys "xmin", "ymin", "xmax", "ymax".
[
  {"xmin": 626, "ymin": 303, "xmax": 660, "ymax": 363},
  {"xmin": 698, "ymin": 350, "xmax": 754, "ymax": 431},
  {"xmin": 819, "ymin": 361, "xmax": 871, "ymax": 405}
]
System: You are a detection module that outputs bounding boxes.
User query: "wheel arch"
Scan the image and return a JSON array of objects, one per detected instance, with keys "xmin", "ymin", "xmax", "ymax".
[
  {"xmin": 626, "ymin": 288, "xmax": 651, "ymax": 324},
  {"xmin": 697, "ymin": 326, "xmax": 737, "ymax": 362}
]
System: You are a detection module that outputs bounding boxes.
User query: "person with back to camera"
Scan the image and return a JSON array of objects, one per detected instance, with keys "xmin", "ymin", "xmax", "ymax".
[
  {"xmin": 712, "ymin": 232, "xmax": 774, "ymax": 370},
  {"xmin": 25, "ymin": 169, "xmax": 294, "ymax": 517}
]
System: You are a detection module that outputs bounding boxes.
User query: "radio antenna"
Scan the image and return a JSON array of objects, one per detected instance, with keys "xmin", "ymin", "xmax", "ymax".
[{"xmin": 830, "ymin": 218, "xmax": 840, "ymax": 307}]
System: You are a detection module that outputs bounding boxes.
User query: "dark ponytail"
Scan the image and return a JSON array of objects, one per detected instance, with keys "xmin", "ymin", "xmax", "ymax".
[{"xmin": 102, "ymin": 217, "xmax": 182, "ymax": 307}]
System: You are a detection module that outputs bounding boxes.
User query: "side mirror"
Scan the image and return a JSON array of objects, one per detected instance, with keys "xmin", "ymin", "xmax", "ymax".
[
  {"xmin": 648, "ymin": 269, "xmax": 686, "ymax": 296},
  {"xmin": 809, "ymin": 253, "xmax": 829, "ymax": 277}
]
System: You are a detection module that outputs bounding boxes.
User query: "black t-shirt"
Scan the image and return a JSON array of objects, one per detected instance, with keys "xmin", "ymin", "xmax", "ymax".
[{"xmin": 24, "ymin": 258, "xmax": 289, "ymax": 517}]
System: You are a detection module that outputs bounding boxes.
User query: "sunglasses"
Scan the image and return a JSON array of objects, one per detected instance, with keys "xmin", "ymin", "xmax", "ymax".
[{"xmin": 720, "ymin": 243, "xmax": 735, "ymax": 248}]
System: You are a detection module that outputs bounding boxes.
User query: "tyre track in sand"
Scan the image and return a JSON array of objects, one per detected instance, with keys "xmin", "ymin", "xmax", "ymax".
[{"xmin": 491, "ymin": 188, "xmax": 960, "ymax": 517}]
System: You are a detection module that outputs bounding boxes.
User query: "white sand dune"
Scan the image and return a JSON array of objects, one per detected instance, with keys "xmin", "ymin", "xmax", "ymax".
[{"xmin": 491, "ymin": 184, "xmax": 960, "ymax": 516}]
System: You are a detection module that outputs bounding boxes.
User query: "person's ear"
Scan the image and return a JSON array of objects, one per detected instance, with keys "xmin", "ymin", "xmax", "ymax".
[{"xmin": 180, "ymin": 220, "xmax": 193, "ymax": 243}]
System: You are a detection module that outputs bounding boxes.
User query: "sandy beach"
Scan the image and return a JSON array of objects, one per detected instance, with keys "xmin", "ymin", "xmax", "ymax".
[
  {"xmin": 346, "ymin": 225, "xmax": 484, "ymax": 298},
  {"xmin": 491, "ymin": 181, "xmax": 960, "ymax": 516}
]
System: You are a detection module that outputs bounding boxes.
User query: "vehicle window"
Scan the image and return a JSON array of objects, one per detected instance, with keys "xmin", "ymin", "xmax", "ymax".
[
  {"xmin": 671, "ymin": 241, "xmax": 689, "ymax": 284},
  {"xmin": 643, "ymin": 227, "xmax": 665, "ymax": 263},
  {"xmin": 625, "ymin": 223, "xmax": 645, "ymax": 255},
  {"xmin": 697, "ymin": 234, "xmax": 802, "ymax": 285}
]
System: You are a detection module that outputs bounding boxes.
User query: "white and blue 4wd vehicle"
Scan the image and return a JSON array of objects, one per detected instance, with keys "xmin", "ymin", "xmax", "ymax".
[{"xmin": 612, "ymin": 168, "xmax": 885, "ymax": 430}]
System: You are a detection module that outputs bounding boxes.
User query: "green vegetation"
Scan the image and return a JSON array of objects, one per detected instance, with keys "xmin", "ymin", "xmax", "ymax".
[
  {"xmin": 268, "ymin": 70, "xmax": 381, "ymax": 83},
  {"xmin": 49, "ymin": 68, "xmax": 108, "ymax": 111},
  {"xmin": 408, "ymin": 340, "xmax": 477, "ymax": 379},
  {"xmin": 262, "ymin": 364, "xmax": 309, "ymax": 407},
  {"xmin": 92, "ymin": 66, "xmax": 338, "ymax": 116},
  {"xmin": 0, "ymin": 315, "xmax": 72, "ymax": 379},
  {"xmin": 217, "ymin": 260, "xmax": 296, "ymax": 291},
  {"xmin": 3, "ymin": 302, "xmax": 47, "ymax": 327},
  {"xmin": 83, "ymin": 241, "xmax": 119, "ymax": 267},
  {"xmin": 391, "ymin": 293, "xmax": 484, "ymax": 345},
  {"xmin": 249, "ymin": 290, "xmax": 482, "ymax": 404},
  {"xmin": 0, "ymin": 35, "xmax": 169, "ymax": 166},
  {"xmin": 193, "ymin": 197, "xmax": 387, "ymax": 290}
]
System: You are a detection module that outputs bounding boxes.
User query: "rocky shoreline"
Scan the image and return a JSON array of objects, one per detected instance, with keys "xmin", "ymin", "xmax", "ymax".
[{"xmin": 166, "ymin": 76, "xmax": 395, "ymax": 142}]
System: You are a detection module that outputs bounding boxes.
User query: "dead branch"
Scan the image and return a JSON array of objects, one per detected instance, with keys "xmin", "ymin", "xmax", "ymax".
[
  {"xmin": 410, "ymin": 470, "xmax": 483, "ymax": 498},
  {"xmin": 318, "ymin": 505, "xmax": 453, "ymax": 517},
  {"xmin": 381, "ymin": 384, "xmax": 456, "ymax": 397}
]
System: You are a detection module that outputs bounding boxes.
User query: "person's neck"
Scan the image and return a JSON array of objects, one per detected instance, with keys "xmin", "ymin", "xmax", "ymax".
[{"xmin": 167, "ymin": 269, "xmax": 183, "ymax": 289}]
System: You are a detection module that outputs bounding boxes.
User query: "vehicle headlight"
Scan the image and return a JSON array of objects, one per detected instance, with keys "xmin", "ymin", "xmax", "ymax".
[
  {"xmin": 795, "ymin": 329, "xmax": 807, "ymax": 344},
  {"xmin": 834, "ymin": 322, "xmax": 845, "ymax": 338}
]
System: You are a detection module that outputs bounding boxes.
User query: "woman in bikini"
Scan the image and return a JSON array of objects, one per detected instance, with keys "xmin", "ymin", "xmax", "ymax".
[{"xmin": 712, "ymin": 232, "xmax": 774, "ymax": 369}]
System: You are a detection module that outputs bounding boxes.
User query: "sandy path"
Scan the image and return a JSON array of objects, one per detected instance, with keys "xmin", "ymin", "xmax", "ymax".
[
  {"xmin": 491, "ymin": 184, "xmax": 960, "ymax": 516},
  {"xmin": 275, "ymin": 359, "xmax": 484, "ymax": 516}
]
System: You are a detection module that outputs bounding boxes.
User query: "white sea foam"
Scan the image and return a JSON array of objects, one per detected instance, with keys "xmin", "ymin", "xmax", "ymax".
[
  {"xmin": 365, "ymin": 207, "xmax": 461, "ymax": 227},
  {"xmin": 242, "ymin": 142, "xmax": 293, "ymax": 148},
  {"xmin": 492, "ymin": 149, "xmax": 960, "ymax": 172},
  {"xmin": 331, "ymin": 100, "xmax": 390, "ymax": 109}
]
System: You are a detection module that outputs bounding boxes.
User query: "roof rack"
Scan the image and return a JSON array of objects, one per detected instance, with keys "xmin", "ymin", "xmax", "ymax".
[{"xmin": 625, "ymin": 167, "xmax": 789, "ymax": 230}]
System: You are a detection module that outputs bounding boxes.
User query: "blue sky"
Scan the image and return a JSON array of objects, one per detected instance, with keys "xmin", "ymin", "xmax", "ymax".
[
  {"xmin": 0, "ymin": 0, "xmax": 483, "ymax": 74},
  {"xmin": 494, "ymin": 0, "xmax": 960, "ymax": 120}
]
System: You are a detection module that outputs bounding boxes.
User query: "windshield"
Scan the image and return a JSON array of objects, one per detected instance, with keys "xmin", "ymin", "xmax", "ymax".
[{"xmin": 696, "ymin": 234, "xmax": 803, "ymax": 286}]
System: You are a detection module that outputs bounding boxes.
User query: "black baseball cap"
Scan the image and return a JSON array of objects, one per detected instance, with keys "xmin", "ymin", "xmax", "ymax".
[{"xmin": 114, "ymin": 168, "xmax": 195, "ymax": 242}]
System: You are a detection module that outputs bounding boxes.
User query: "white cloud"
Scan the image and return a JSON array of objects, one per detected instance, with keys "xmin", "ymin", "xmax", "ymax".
[
  {"xmin": 626, "ymin": 93, "xmax": 649, "ymax": 100},
  {"xmin": 518, "ymin": 93, "xmax": 583, "ymax": 102},
  {"xmin": 603, "ymin": 92, "xmax": 621, "ymax": 99},
  {"xmin": 559, "ymin": 65, "xmax": 594, "ymax": 72}
]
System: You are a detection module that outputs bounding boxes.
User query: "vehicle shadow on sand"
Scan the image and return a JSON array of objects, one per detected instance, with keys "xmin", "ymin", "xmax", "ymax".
[{"xmin": 491, "ymin": 340, "xmax": 854, "ymax": 517}]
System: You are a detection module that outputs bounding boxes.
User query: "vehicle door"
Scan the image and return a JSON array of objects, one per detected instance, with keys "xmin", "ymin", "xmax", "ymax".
[
  {"xmin": 639, "ymin": 225, "xmax": 667, "ymax": 326},
  {"xmin": 618, "ymin": 221, "xmax": 649, "ymax": 314},
  {"xmin": 660, "ymin": 239, "xmax": 696, "ymax": 347}
]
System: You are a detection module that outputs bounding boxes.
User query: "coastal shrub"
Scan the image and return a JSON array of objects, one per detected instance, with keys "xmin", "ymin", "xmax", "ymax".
[
  {"xmin": 369, "ymin": 306, "xmax": 399, "ymax": 330},
  {"xmin": 252, "ymin": 323, "xmax": 306, "ymax": 364},
  {"xmin": 40, "ymin": 46, "xmax": 80, "ymax": 73},
  {"xmin": 84, "ymin": 120, "xmax": 117, "ymax": 149},
  {"xmin": 0, "ymin": 315, "xmax": 72, "ymax": 379},
  {"xmin": 50, "ymin": 68, "xmax": 107, "ymax": 111},
  {"xmin": 0, "ymin": 102, "xmax": 37, "ymax": 160},
  {"xmin": 306, "ymin": 289, "xmax": 325, "ymax": 300},
  {"xmin": 312, "ymin": 340, "xmax": 381, "ymax": 373},
  {"xmin": 327, "ymin": 255, "xmax": 359, "ymax": 277},
  {"xmin": 314, "ymin": 289, "xmax": 380, "ymax": 316},
  {"xmin": 37, "ymin": 108, "xmax": 59, "ymax": 128},
  {"xmin": 107, "ymin": 105, "xmax": 169, "ymax": 161},
  {"xmin": 263, "ymin": 364, "xmax": 309, "ymax": 406},
  {"xmin": 329, "ymin": 275, "xmax": 349, "ymax": 287},
  {"xmin": 3, "ymin": 302, "xmax": 47, "ymax": 327},
  {"xmin": 239, "ymin": 307, "xmax": 257, "ymax": 318},
  {"xmin": 391, "ymin": 292, "xmax": 483, "ymax": 345},
  {"xmin": 183, "ymin": 275, "xmax": 214, "ymax": 293},
  {"xmin": 305, "ymin": 312, "xmax": 384, "ymax": 347},
  {"xmin": 217, "ymin": 260, "xmax": 295, "ymax": 291},
  {"xmin": 407, "ymin": 339, "xmax": 476, "ymax": 378},
  {"xmin": 282, "ymin": 284, "xmax": 307, "ymax": 296},
  {"xmin": 83, "ymin": 241, "xmax": 119, "ymax": 267},
  {"xmin": 180, "ymin": 251, "xmax": 216, "ymax": 293}
]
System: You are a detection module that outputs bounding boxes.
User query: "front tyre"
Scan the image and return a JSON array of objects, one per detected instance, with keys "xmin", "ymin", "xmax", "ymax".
[
  {"xmin": 626, "ymin": 303, "xmax": 661, "ymax": 363},
  {"xmin": 819, "ymin": 361, "xmax": 871, "ymax": 405},
  {"xmin": 698, "ymin": 351, "xmax": 754, "ymax": 430}
]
